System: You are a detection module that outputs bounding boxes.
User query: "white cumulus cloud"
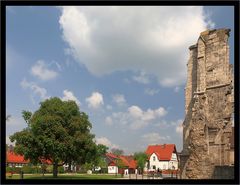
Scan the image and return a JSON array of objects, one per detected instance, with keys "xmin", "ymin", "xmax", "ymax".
[
  {"xmin": 59, "ymin": 6, "xmax": 213, "ymax": 87},
  {"xmin": 109, "ymin": 105, "xmax": 167, "ymax": 130},
  {"xmin": 31, "ymin": 60, "xmax": 58, "ymax": 81},
  {"xmin": 112, "ymin": 94, "xmax": 126, "ymax": 106},
  {"xmin": 86, "ymin": 92, "xmax": 104, "ymax": 109},
  {"xmin": 132, "ymin": 71, "xmax": 150, "ymax": 84},
  {"xmin": 20, "ymin": 78, "xmax": 48, "ymax": 100},
  {"xmin": 96, "ymin": 137, "xmax": 119, "ymax": 149},
  {"xmin": 62, "ymin": 89, "xmax": 81, "ymax": 106},
  {"xmin": 142, "ymin": 132, "xmax": 169, "ymax": 144},
  {"xmin": 144, "ymin": 88, "xmax": 159, "ymax": 96}
]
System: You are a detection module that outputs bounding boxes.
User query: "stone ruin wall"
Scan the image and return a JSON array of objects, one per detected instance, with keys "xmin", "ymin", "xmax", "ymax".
[{"xmin": 181, "ymin": 29, "xmax": 234, "ymax": 179}]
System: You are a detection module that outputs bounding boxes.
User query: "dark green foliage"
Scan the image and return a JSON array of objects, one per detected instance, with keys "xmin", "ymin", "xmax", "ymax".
[
  {"xmin": 10, "ymin": 97, "xmax": 97, "ymax": 177},
  {"xmin": 6, "ymin": 165, "xmax": 41, "ymax": 174},
  {"xmin": 22, "ymin": 111, "xmax": 32, "ymax": 126},
  {"xmin": 111, "ymin": 148, "xmax": 124, "ymax": 156},
  {"xmin": 58, "ymin": 166, "xmax": 64, "ymax": 173},
  {"xmin": 6, "ymin": 167, "xmax": 13, "ymax": 173},
  {"xmin": 22, "ymin": 165, "xmax": 33, "ymax": 174},
  {"xmin": 6, "ymin": 167, "xmax": 22, "ymax": 174},
  {"xmin": 22, "ymin": 165, "xmax": 39, "ymax": 174},
  {"xmin": 93, "ymin": 144, "xmax": 108, "ymax": 167},
  {"xmin": 81, "ymin": 144, "xmax": 108, "ymax": 172}
]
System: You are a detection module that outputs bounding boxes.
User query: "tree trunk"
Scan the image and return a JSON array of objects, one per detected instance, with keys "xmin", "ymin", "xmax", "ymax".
[
  {"xmin": 53, "ymin": 162, "xmax": 58, "ymax": 178},
  {"xmin": 68, "ymin": 162, "xmax": 71, "ymax": 173}
]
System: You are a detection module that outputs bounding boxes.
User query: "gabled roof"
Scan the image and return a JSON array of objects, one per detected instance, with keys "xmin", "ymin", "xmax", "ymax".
[
  {"xmin": 118, "ymin": 155, "xmax": 137, "ymax": 169},
  {"xmin": 145, "ymin": 144, "xmax": 177, "ymax": 161},
  {"xmin": 106, "ymin": 153, "xmax": 118, "ymax": 160},
  {"xmin": 7, "ymin": 151, "xmax": 52, "ymax": 165},
  {"xmin": 105, "ymin": 153, "xmax": 137, "ymax": 169},
  {"xmin": 6, "ymin": 151, "xmax": 29, "ymax": 164}
]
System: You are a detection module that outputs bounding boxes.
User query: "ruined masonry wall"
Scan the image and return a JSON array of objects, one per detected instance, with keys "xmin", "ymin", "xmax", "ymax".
[{"xmin": 181, "ymin": 29, "xmax": 234, "ymax": 179}]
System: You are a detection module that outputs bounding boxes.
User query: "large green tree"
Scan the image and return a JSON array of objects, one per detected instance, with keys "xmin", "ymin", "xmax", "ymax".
[
  {"xmin": 134, "ymin": 152, "xmax": 148, "ymax": 174},
  {"xmin": 10, "ymin": 97, "xmax": 96, "ymax": 177}
]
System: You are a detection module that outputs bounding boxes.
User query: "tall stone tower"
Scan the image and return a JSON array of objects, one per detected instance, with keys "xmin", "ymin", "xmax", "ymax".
[{"xmin": 180, "ymin": 29, "xmax": 234, "ymax": 179}]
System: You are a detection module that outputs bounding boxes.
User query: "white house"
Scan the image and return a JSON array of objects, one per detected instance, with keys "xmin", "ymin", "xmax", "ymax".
[
  {"xmin": 108, "ymin": 165, "xmax": 118, "ymax": 174},
  {"xmin": 144, "ymin": 144, "xmax": 179, "ymax": 172}
]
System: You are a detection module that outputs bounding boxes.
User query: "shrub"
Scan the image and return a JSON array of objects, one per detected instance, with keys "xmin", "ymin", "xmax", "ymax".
[
  {"xmin": 6, "ymin": 167, "xmax": 13, "ymax": 173},
  {"xmin": 46, "ymin": 165, "xmax": 53, "ymax": 173},
  {"xmin": 11, "ymin": 167, "xmax": 22, "ymax": 174},
  {"xmin": 22, "ymin": 165, "xmax": 33, "ymax": 173},
  {"xmin": 58, "ymin": 166, "xmax": 64, "ymax": 173}
]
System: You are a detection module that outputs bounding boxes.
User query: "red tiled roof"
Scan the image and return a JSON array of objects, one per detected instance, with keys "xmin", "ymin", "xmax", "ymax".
[
  {"xmin": 105, "ymin": 153, "xmax": 137, "ymax": 169},
  {"xmin": 145, "ymin": 144, "xmax": 177, "ymax": 161},
  {"xmin": 39, "ymin": 158, "xmax": 52, "ymax": 165},
  {"xmin": 6, "ymin": 151, "xmax": 29, "ymax": 164},
  {"xmin": 7, "ymin": 151, "xmax": 52, "ymax": 165},
  {"xmin": 128, "ymin": 158, "xmax": 137, "ymax": 169},
  {"xmin": 106, "ymin": 153, "xmax": 118, "ymax": 159}
]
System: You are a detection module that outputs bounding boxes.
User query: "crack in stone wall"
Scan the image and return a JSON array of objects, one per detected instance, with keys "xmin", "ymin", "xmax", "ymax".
[{"xmin": 180, "ymin": 29, "xmax": 234, "ymax": 179}]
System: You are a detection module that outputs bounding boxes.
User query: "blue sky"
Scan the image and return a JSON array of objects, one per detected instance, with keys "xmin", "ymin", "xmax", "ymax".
[{"xmin": 6, "ymin": 6, "xmax": 234, "ymax": 154}]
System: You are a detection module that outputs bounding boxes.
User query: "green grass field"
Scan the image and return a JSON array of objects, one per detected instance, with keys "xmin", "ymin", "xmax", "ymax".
[{"xmin": 7, "ymin": 173, "xmax": 123, "ymax": 180}]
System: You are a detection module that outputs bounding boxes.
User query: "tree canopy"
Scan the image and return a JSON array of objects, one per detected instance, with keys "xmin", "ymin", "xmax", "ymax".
[
  {"xmin": 134, "ymin": 152, "xmax": 148, "ymax": 174},
  {"xmin": 111, "ymin": 148, "xmax": 124, "ymax": 156},
  {"xmin": 10, "ymin": 97, "xmax": 98, "ymax": 177}
]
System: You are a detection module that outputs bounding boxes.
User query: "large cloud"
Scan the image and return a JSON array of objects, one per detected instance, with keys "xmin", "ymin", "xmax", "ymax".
[
  {"xmin": 96, "ymin": 137, "xmax": 119, "ymax": 149},
  {"xmin": 59, "ymin": 6, "xmax": 213, "ymax": 87},
  {"xmin": 142, "ymin": 132, "xmax": 169, "ymax": 144},
  {"xmin": 109, "ymin": 105, "xmax": 167, "ymax": 130}
]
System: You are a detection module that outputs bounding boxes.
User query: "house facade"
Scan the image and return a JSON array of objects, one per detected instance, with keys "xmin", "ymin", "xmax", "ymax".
[{"xmin": 145, "ymin": 144, "xmax": 179, "ymax": 172}]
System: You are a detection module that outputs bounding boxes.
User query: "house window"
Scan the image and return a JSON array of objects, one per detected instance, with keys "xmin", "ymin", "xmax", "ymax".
[
  {"xmin": 153, "ymin": 156, "xmax": 156, "ymax": 161},
  {"xmin": 153, "ymin": 165, "xmax": 156, "ymax": 170}
]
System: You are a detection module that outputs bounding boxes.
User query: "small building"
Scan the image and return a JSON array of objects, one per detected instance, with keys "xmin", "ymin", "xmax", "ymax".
[
  {"xmin": 6, "ymin": 150, "xmax": 52, "ymax": 168},
  {"xmin": 6, "ymin": 151, "xmax": 29, "ymax": 167},
  {"xmin": 105, "ymin": 153, "xmax": 119, "ymax": 174},
  {"xmin": 145, "ymin": 144, "xmax": 179, "ymax": 172},
  {"xmin": 105, "ymin": 153, "xmax": 137, "ymax": 174}
]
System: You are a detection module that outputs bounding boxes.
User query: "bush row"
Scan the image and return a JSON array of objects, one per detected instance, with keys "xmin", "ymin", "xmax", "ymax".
[{"xmin": 6, "ymin": 165, "xmax": 65, "ymax": 174}]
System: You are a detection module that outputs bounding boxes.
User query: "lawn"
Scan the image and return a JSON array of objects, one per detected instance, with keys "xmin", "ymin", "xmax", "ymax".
[{"xmin": 7, "ymin": 173, "xmax": 123, "ymax": 180}]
